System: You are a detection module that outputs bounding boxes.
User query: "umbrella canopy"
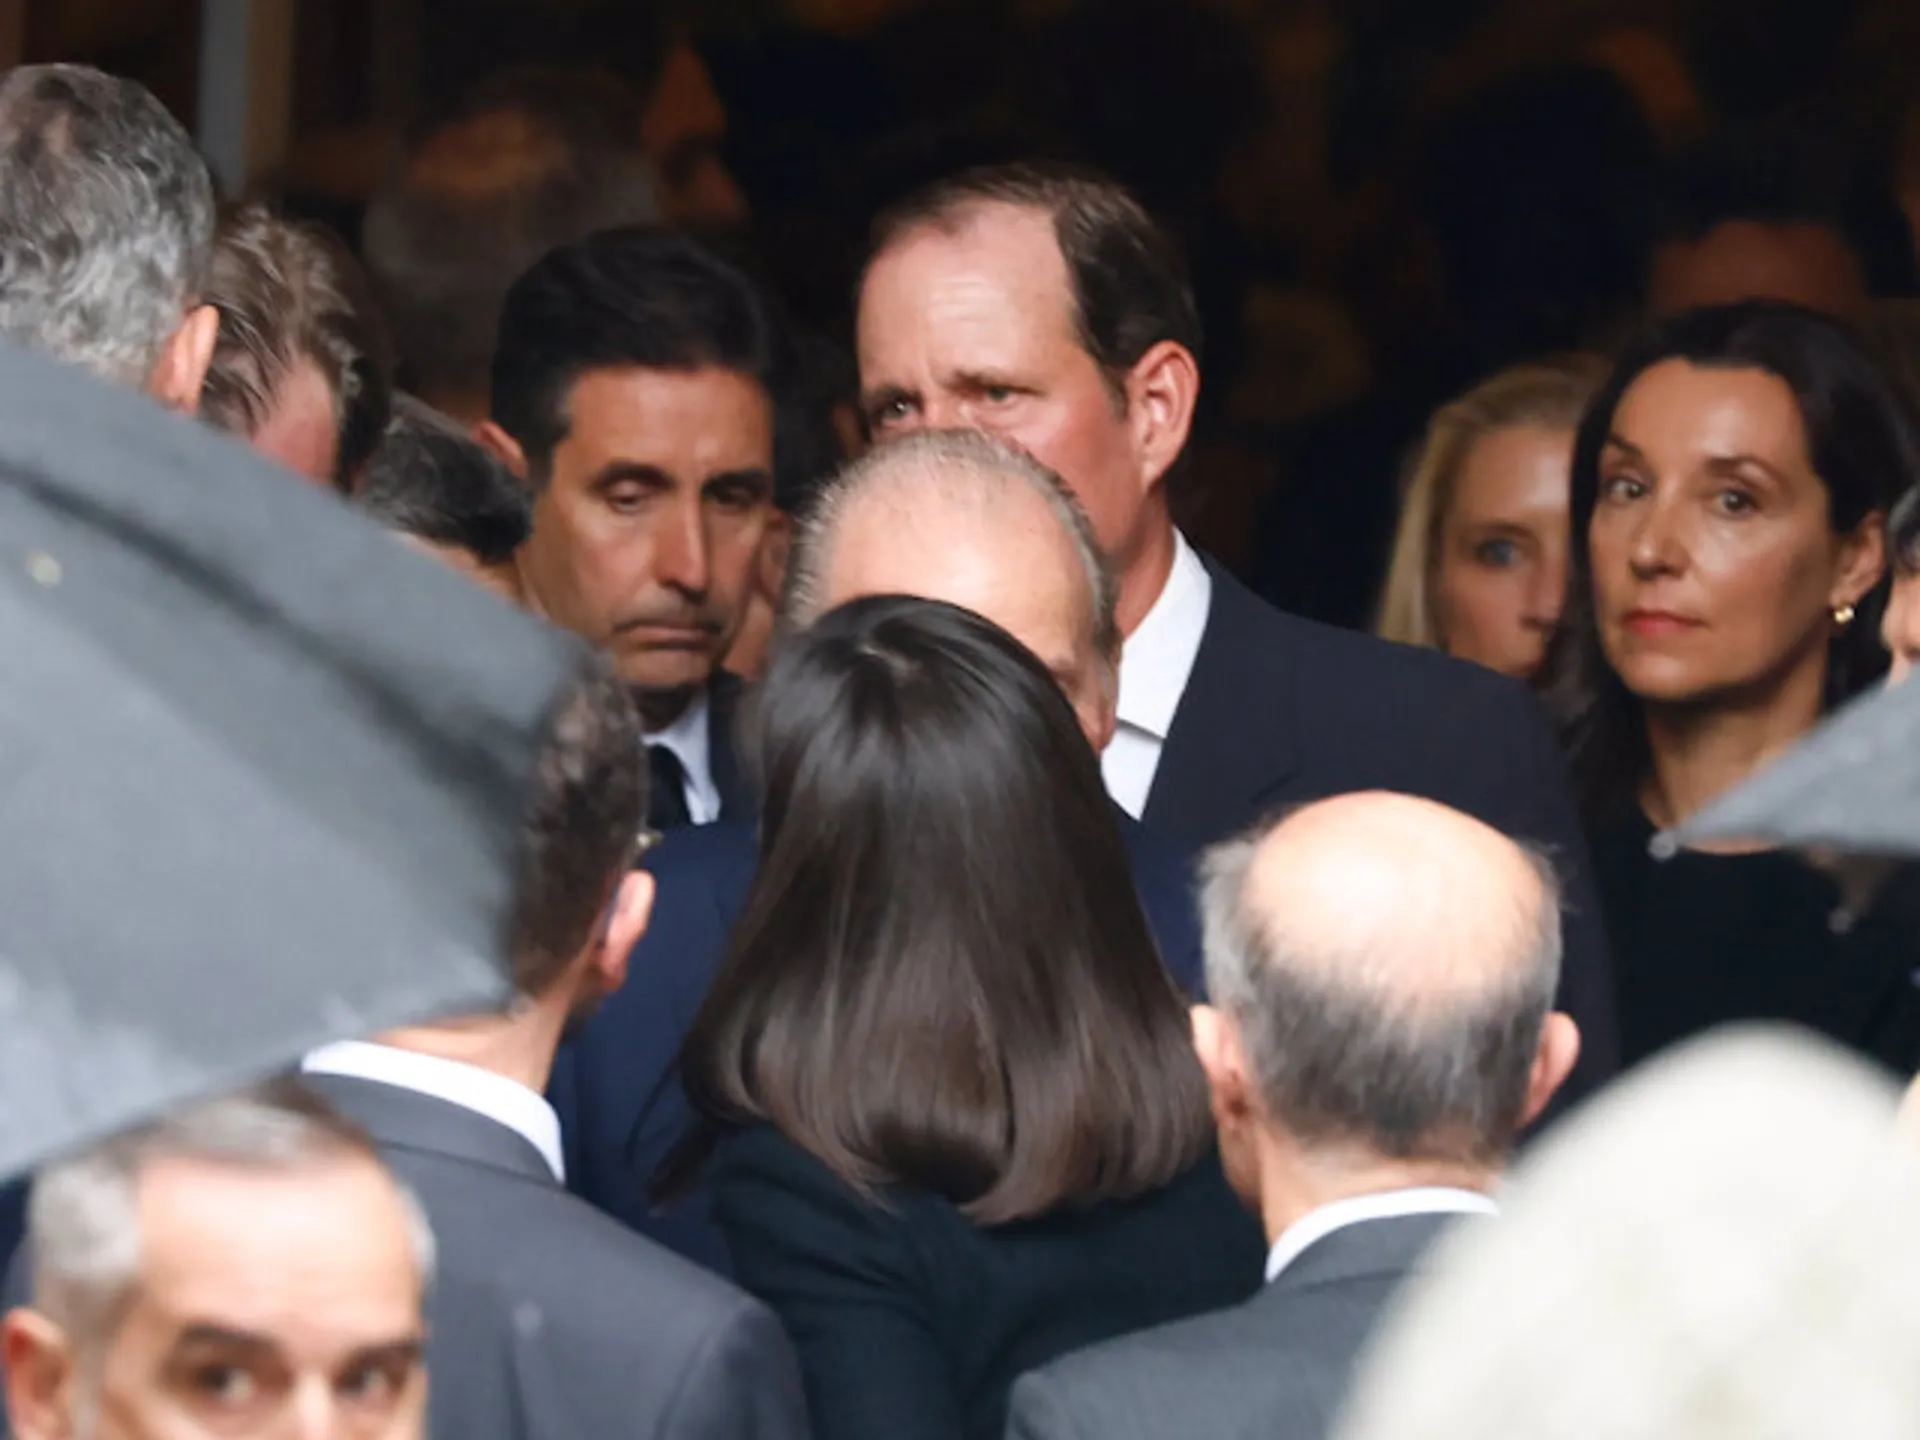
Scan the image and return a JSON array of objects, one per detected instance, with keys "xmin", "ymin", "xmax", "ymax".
[
  {"xmin": 1658, "ymin": 677, "xmax": 1920, "ymax": 860},
  {"xmin": 0, "ymin": 338, "xmax": 580, "ymax": 1179}
]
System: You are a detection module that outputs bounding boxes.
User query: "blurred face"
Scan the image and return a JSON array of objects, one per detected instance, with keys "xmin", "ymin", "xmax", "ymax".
[
  {"xmin": 1589, "ymin": 359, "xmax": 1882, "ymax": 709},
  {"xmin": 1882, "ymin": 571, "xmax": 1920, "ymax": 684},
  {"xmin": 818, "ymin": 487, "xmax": 1117, "ymax": 749},
  {"xmin": 250, "ymin": 362, "xmax": 339, "ymax": 488},
  {"xmin": 7, "ymin": 1156, "xmax": 426, "ymax": 1440},
  {"xmin": 1434, "ymin": 424, "xmax": 1574, "ymax": 680},
  {"xmin": 1647, "ymin": 221, "xmax": 1869, "ymax": 322},
  {"xmin": 858, "ymin": 207, "xmax": 1157, "ymax": 581},
  {"xmin": 517, "ymin": 366, "xmax": 774, "ymax": 716},
  {"xmin": 640, "ymin": 43, "xmax": 748, "ymax": 228}
]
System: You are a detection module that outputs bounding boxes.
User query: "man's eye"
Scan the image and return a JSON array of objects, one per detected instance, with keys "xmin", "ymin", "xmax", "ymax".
[
  {"xmin": 339, "ymin": 1361, "xmax": 407, "ymax": 1407},
  {"xmin": 981, "ymin": 385, "xmax": 1015, "ymax": 404},
  {"xmin": 193, "ymin": 1365, "xmax": 259, "ymax": 1407}
]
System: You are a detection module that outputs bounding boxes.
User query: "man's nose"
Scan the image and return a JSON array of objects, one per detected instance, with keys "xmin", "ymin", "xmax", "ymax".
[{"xmin": 652, "ymin": 497, "xmax": 711, "ymax": 597}]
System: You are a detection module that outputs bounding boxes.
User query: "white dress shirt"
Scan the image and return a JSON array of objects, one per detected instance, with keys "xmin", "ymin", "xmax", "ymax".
[
  {"xmin": 647, "ymin": 687, "xmax": 721, "ymax": 825},
  {"xmin": 302, "ymin": 1040, "xmax": 567, "ymax": 1182},
  {"xmin": 1264, "ymin": 1186, "xmax": 1498, "ymax": 1284},
  {"xmin": 1102, "ymin": 532, "xmax": 1214, "ymax": 818}
]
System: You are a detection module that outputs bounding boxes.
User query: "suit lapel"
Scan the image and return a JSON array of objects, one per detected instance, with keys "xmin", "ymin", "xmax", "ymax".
[
  {"xmin": 1143, "ymin": 558, "xmax": 1301, "ymax": 846},
  {"xmin": 707, "ymin": 672, "xmax": 755, "ymax": 823},
  {"xmin": 301, "ymin": 1072, "xmax": 556, "ymax": 1186}
]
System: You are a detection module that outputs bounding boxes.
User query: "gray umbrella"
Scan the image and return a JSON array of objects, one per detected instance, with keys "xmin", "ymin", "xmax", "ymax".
[
  {"xmin": 0, "ymin": 338, "xmax": 579, "ymax": 1179},
  {"xmin": 1658, "ymin": 677, "xmax": 1920, "ymax": 858}
]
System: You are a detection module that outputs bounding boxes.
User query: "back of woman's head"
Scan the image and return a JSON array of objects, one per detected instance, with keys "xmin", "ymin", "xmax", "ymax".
[
  {"xmin": 1379, "ymin": 354, "xmax": 1607, "ymax": 652},
  {"xmin": 682, "ymin": 594, "xmax": 1210, "ymax": 1224},
  {"xmin": 1547, "ymin": 299, "xmax": 1913, "ymax": 813}
]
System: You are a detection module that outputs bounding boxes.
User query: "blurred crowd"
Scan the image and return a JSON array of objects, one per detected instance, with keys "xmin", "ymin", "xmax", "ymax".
[{"xmin": 9, "ymin": 0, "xmax": 1920, "ymax": 1434}]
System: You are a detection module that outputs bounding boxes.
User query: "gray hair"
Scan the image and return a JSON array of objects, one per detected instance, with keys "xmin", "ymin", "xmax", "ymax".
[
  {"xmin": 1200, "ymin": 830, "xmax": 1563, "ymax": 1165},
  {"xmin": 28, "ymin": 1080, "xmax": 435, "ymax": 1359},
  {"xmin": 0, "ymin": 65, "xmax": 215, "ymax": 386},
  {"xmin": 784, "ymin": 429, "xmax": 1121, "ymax": 665}
]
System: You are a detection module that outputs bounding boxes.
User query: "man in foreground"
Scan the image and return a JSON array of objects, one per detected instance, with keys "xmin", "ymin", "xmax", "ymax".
[
  {"xmin": 301, "ymin": 656, "xmax": 807, "ymax": 1439},
  {"xmin": 4, "ymin": 1082, "xmax": 432, "ymax": 1439},
  {"xmin": 1006, "ymin": 791, "xmax": 1581, "ymax": 1440}
]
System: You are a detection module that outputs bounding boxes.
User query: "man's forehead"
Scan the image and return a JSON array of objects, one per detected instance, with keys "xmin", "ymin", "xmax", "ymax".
[
  {"xmin": 825, "ymin": 482, "xmax": 1087, "ymax": 616},
  {"xmin": 866, "ymin": 201, "xmax": 1071, "ymax": 311}
]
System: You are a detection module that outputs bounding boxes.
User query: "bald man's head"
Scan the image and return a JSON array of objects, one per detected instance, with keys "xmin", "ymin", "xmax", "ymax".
[
  {"xmin": 1201, "ymin": 792, "xmax": 1572, "ymax": 1168},
  {"xmin": 784, "ymin": 429, "xmax": 1120, "ymax": 748}
]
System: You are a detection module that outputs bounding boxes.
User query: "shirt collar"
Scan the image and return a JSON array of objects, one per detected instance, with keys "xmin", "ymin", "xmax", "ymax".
[
  {"xmin": 1264, "ymin": 1186, "xmax": 1497, "ymax": 1284},
  {"xmin": 1116, "ymin": 532, "xmax": 1213, "ymax": 741},
  {"xmin": 302, "ymin": 1040, "xmax": 566, "ymax": 1182},
  {"xmin": 646, "ymin": 687, "xmax": 720, "ymax": 823}
]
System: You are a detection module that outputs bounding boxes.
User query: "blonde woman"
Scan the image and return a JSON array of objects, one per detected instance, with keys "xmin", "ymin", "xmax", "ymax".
[{"xmin": 1377, "ymin": 356, "xmax": 1606, "ymax": 681}]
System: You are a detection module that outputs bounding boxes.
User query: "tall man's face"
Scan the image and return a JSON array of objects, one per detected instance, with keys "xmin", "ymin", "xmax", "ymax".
[
  {"xmin": 857, "ymin": 205, "xmax": 1173, "ymax": 619},
  {"xmin": 514, "ymin": 365, "xmax": 774, "ymax": 721}
]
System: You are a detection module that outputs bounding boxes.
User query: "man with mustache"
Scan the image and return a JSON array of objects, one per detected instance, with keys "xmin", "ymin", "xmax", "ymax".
[{"xmin": 482, "ymin": 227, "xmax": 784, "ymax": 829}]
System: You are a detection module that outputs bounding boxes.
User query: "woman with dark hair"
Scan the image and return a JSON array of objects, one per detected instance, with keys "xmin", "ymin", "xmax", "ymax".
[
  {"xmin": 1550, "ymin": 299, "xmax": 1920, "ymax": 1070},
  {"xmin": 675, "ymin": 595, "xmax": 1263, "ymax": 1440}
]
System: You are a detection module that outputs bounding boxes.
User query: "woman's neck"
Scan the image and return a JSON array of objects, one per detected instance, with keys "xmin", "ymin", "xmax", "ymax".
[{"xmin": 1638, "ymin": 663, "xmax": 1827, "ymax": 835}]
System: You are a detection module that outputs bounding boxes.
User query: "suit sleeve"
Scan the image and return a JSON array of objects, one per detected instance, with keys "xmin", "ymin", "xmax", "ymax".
[
  {"xmin": 1004, "ymin": 1371, "xmax": 1091, "ymax": 1440},
  {"xmin": 1454, "ymin": 677, "xmax": 1621, "ymax": 1105},
  {"xmin": 660, "ymin": 1296, "xmax": 812, "ymax": 1440},
  {"xmin": 713, "ymin": 1132, "xmax": 967, "ymax": 1440}
]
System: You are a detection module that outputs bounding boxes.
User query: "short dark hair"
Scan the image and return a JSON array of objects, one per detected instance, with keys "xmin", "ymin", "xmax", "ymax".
[
  {"xmin": 869, "ymin": 161, "xmax": 1202, "ymax": 401},
  {"xmin": 679, "ymin": 595, "xmax": 1210, "ymax": 1224},
  {"xmin": 1546, "ymin": 300, "xmax": 1912, "ymax": 816},
  {"xmin": 200, "ymin": 204, "xmax": 395, "ymax": 490},
  {"xmin": 492, "ymin": 226, "xmax": 788, "ymax": 480},
  {"xmin": 362, "ymin": 67, "xmax": 660, "ymax": 406},
  {"xmin": 511, "ymin": 653, "xmax": 646, "ymax": 995},
  {"xmin": 0, "ymin": 64, "xmax": 214, "ymax": 384},
  {"xmin": 1649, "ymin": 130, "xmax": 1920, "ymax": 299},
  {"xmin": 354, "ymin": 395, "xmax": 531, "ymax": 564}
]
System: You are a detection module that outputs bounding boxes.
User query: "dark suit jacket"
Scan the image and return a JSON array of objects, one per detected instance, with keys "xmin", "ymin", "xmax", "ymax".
[
  {"xmin": 705, "ymin": 671, "xmax": 754, "ymax": 824},
  {"xmin": 1147, "ymin": 562, "xmax": 1619, "ymax": 1096},
  {"xmin": 551, "ymin": 811, "xmax": 1204, "ymax": 1275},
  {"xmin": 1004, "ymin": 1212, "xmax": 1457, "ymax": 1440},
  {"xmin": 712, "ymin": 1124, "xmax": 1267, "ymax": 1440},
  {"xmin": 300, "ymin": 1072, "xmax": 809, "ymax": 1440}
]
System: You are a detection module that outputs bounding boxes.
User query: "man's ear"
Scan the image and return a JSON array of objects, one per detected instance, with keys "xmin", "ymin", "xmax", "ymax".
[
  {"xmin": 1520, "ymin": 1012, "xmax": 1582, "ymax": 1129},
  {"xmin": 756, "ymin": 511, "xmax": 792, "ymax": 603},
  {"xmin": 4, "ymin": 1308, "xmax": 78, "ymax": 1440},
  {"xmin": 146, "ymin": 302, "xmax": 220, "ymax": 415},
  {"xmin": 1191, "ymin": 1003, "xmax": 1255, "ymax": 1127},
  {"xmin": 1124, "ymin": 339, "xmax": 1200, "ymax": 492},
  {"xmin": 473, "ymin": 421, "xmax": 530, "ymax": 484},
  {"xmin": 587, "ymin": 869, "xmax": 654, "ymax": 1000}
]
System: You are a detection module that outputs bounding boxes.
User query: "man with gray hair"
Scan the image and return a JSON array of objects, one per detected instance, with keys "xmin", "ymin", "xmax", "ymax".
[
  {"xmin": 2, "ymin": 1079, "xmax": 433, "ymax": 1440},
  {"xmin": 1005, "ymin": 791, "xmax": 1583, "ymax": 1440},
  {"xmin": 554, "ymin": 427, "xmax": 1206, "ymax": 1270},
  {"xmin": 0, "ymin": 65, "xmax": 218, "ymax": 412}
]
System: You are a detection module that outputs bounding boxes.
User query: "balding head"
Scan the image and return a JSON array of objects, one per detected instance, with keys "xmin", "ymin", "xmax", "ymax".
[
  {"xmin": 784, "ymin": 429, "xmax": 1121, "ymax": 748},
  {"xmin": 1201, "ymin": 792, "xmax": 1573, "ymax": 1170}
]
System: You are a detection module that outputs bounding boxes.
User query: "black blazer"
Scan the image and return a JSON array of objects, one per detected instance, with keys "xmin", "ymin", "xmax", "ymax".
[
  {"xmin": 1147, "ymin": 561, "xmax": 1619, "ymax": 1096},
  {"xmin": 1006, "ymin": 1212, "xmax": 1458, "ymax": 1440},
  {"xmin": 552, "ymin": 810, "xmax": 1208, "ymax": 1276},
  {"xmin": 710, "ymin": 1124, "xmax": 1267, "ymax": 1440},
  {"xmin": 301, "ymin": 1073, "xmax": 809, "ymax": 1440}
]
